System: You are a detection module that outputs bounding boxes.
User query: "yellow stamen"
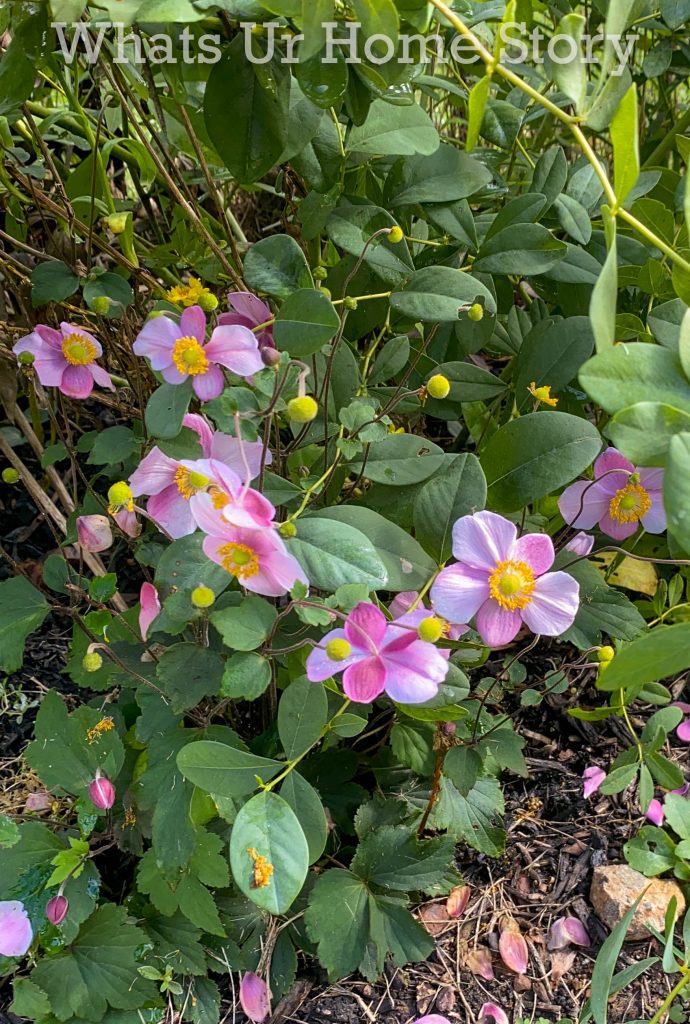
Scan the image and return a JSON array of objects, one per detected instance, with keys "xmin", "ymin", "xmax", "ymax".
[
  {"xmin": 209, "ymin": 486, "xmax": 230, "ymax": 510},
  {"xmin": 528, "ymin": 382, "xmax": 558, "ymax": 407},
  {"xmin": 247, "ymin": 847, "xmax": 273, "ymax": 888},
  {"xmin": 488, "ymin": 559, "xmax": 536, "ymax": 611},
  {"xmin": 171, "ymin": 336, "xmax": 209, "ymax": 376},
  {"xmin": 218, "ymin": 542, "xmax": 260, "ymax": 580},
  {"xmin": 174, "ymin": 466, "xmax": 209, "ymax": 500},
  {"xmin": 86, "ymin": 716, "xmax": 115, "ymax": 744},
  {"xmin": 608, "ymin": 482, "xmax": 651, "ymax": 524},
  {"xmin": 166, "ymin": 276, "xmax": 207, "ymax": 307},
  {"xmin": 62, "ymin": 333, "xmax": 97, "ymax": 366}
]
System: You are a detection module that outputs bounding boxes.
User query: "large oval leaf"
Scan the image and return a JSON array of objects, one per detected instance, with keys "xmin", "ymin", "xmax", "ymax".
[
  {"xmin": 481, "ymin": 412, "xmax": 601, "ymax": 512},
  {"xmin": 229, "ymin": 791, "xmax": 309, "ymax": 913},
  {"xmin": 286, "ymin": 518, "xmax": 388, "ymax": 591},
  {"xmin": 390, "ymin": 267, "xmax": 496, "ymax": 322},
  {"xmin": 177, "ymin": 741, "xmax": 282, "ymax": 798},
  {"xmin": 278, "ymin": 677, "xmax": 329, "ymax": 759},
  {"xmin": 348, "ymin": 434, "xmax": 445, "ymax": 486},
  {"xmin": 413, "ymin": 454, "xmax": 487, "ymax": 562},
  {"xmin": 580, "ymin": 344, "xmax": 690, "ymax": 416}
]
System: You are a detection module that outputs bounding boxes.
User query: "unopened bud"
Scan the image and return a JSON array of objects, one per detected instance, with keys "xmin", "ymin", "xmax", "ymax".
[
  {"xmin": 287, "ymin": 396, "xmax": 318, "ymax": 423},
  {"xmin": 313, "ymin": 267, "xmax": 328, "ymax": 281},
  {"xmin": 198, "ymin": 292, "xmax": 218, "ymax": 312},
  {"xmin": 278, "ymin": 521, "xmax": 297, "ymax": 539},
  {"xmin": 18, "ymin": 351, "xmax": 35, "ymax": 366},
  {"xmin": 76, "ymin": 514, "xmax": 113, "ymax": 553},
  {"xmin": 261, "ymin": 346, "xmax": 281, "ymax": 367},
  {"xmin": 418, "ymin": 616, "xmax": 446, "ymax": 643},
  {"xmin": 2, "ymin": 467, "xmax": 19, "ymax": 484},
  {"xmin": 191, "ymin": 585, "xmax": 215, "ymax": 609},
  {"xmin": 90, "ymin": 296, "xmax": 111, "ymax": 315},
  {"xmin": 82, "ymin": 652, "xmax": 103, "ymax": 673},
  {"xmin": 106, "ymin": 213, "xmax": 129, "ymax": 235},
  {"xmin": 46, "ymin": 895, "xmax": 69, "ymax": 926},
  {"xmin": 344, "ymin": 296, "xmax": 358, "ymax": 310},
  {"xmin": 597, "ymin": 645, "xmax": 615, "ymax": 664},
  {"xmin": 468, "ymin": 302, "xmax": 484, "ymax": 322},
  {"xmin": 89, "ymin": 775, "xmax": 115, "ymax": 810},
  {"xmin": 442, "ymin": 721, "xmax": 457, "ymax": 736},
  {"xmin": 388, "ymin": 226, "xmax": 404, "ymax": 244},
  {"xmin": 426, "ymin": 374, "xmax": 451, "ymax": 400}
]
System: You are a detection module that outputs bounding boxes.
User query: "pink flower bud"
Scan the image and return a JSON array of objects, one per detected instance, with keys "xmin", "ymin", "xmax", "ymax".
[
  {"xmin": 548, "ymin": 916, "xmax": 590, "ymax": 950},
  {"xmin": 446, "ymin": 884, "xmax": 470, "ymax": 918},
  {"xmin": 442, "ymin": 722, "xmax": 457, "ymax": 736},
  {"xmin": 582, "ymin": 765, "xmax": 606, "ymax": 799},
  {"xmin": 645, "ymin": 798, "xmax": 665, "ymax": 827},
  {"xmin": 565, "ymin": 531, "xmax": 594, "ymax": 557},
  {"xmin": 499, "ymin": 921, "xmax": 529, "ymax": 974},
  {"xmin": 89, "ymin": 775, "xmax": 115, "ymax": 810},
  {"xmin": 261, "ymin": 346, "xmax": 281, "ymax": 367},
  {"xmin": 76, "ymin": 515, "xmax": 113, "ymax": 553},
  {"xmin": 239, "ymin": 972, "xmax": 270, "ymax": 1023},
  {"xmin": 465, "ymin": 947, "xmax": 495, "ymax": 981},
  {"xmin": 46, "ymin": 895, "xmax": 69, "ymax": 925},
  {"xmin": 24, "ymin": 791, "xmax": 51, "ymax": 813},
  {"xmin": 479, "ymin": 1004, "xmax": 509, "ymax": 1024},
  {"xmin": 139, "ymin": 582, "xmax": 161, "ymax": 642}
]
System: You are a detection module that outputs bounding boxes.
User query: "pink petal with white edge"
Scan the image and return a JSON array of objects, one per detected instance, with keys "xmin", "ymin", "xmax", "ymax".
[
  {"xmin": 129, "ymin": 447, "xmax": 179, "ymax": 497},
  {"xmin": 342, "ymin": 656, "xmax": 387, "ymax": 703},
  {"xmin": 430, "ymin": 564, "xmax": 490, "ymax": 624},
  {"xmin": 451, "ymin": 510, "xmax": 517, "ymax": 569},
  {"xmin": 179, "ymin": 304, "xmax": 207, "ymax": 342},
  {"xmin": 513, "ymin": 531, "xmax": 554, "ymax": 575},
  {"xmin": 132, "ymin": 315, "xmax": 181, "ymax": 369},
  {"xmin": 249, "ymin": 547, "xmax": 308, "ymax": 598},
  {"xmin": 139, "ymin": 582, "xmax": 161, "ymax": 641},
  {"xmin": 183, "ymin": 413, "xmax": 215, "ymax": 457},
  {"xmin": 0, "ymin": 901, "xmax": 33, "ymax": 957},
  {"xmin": 478, "ymin": 1005, "xmax": 509, "ymax": 1024},
  {"xmin": 594, "ymin": 446, "xmax": 635, "ymax": 478},
  {"xmin": 204, "ymin": 324, "xmax": 264, "ymax": 377},
  {"xmin": 345, "ymin": 602, "xmax": 388, "ymax": 651},
  {"xmin": 558, "ymin": 480, "xmax": 609, "ymax": 529},
  {"xmin": 521, "ymin": 571, "xmax": 579, "ymax": 637},
  {"xmin": 306, "ymin": 629, "xmax": 359, "ymax": 681},
  {"xmin": 382, "ymin": 641, "xmax": 448, "ymax": 704},
  {"xmin": 239, "ymin": 972, "xmax": 270, "ymax": 1023},
  {"xmin": 499, "ymin": 927, "xmax": 528, "ymax": 973},
  {"xmin": 89, "ymin": 363, "xmax": 115, "ymax": 391},
  {"xmin": 641, "ymin": 491, "xmax": 667, "ymax": 534},
  {"xmin": 60, "ymin": 364, "xmax": 95, "ymax": 399},
  {"xmin": 597, "ymin": 511, "xmax": 638, "ymax": 541},
  {"xmin": 147, "ymin": 486, "xmax": 197, "ymax": 539},
  {"xmin": 193, "ymin": 364, "xmax": 225, "ymax": 401},
  {"xmin": 474, "ymin": 599, "xmax": 522, "ymax": 647}
]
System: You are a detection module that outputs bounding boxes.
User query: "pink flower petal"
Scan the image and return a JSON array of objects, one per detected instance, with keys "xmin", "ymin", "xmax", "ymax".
[
  {"xmin": 479, "ymin": 1004, "xmax": 509, "ymax": 1024},
  {"xmin": 89, "ymin": 363, "xmax": 114, "ymax": 390},
  {"xmin": 379, "ymin": 640, "xmax": 448, "ymax": 704},
  {"xmin": 389, "ymin": 591, "xmax": 419, "ymax": 618},
  {"xmin": 451, "ymin": 510, "xmax": 517, "ymax": 569},
  {"xmin": 677, "ymin": 719, "xmax": 690, "ymax": 743},
  {"xmin": 76, "ymin": 515, "xmax": 113, "ymax": 553},
  {"xmin": 641, "ymin": 491, "xmax": 667, "ymax": 534},
  {"xmin": 414, "ymin": 1017, "xmax": 451, "ymax": 1024},
  {"xmin": 558, "ymin": 480, "xmax": 609, "ymax": 529},
  {"xmin": 210, "ymin": 433, "xmax": 268, "ymax": 480},
  {"xmin": 342, "ymin": 656, "xmax": 387, "ymax": 703},
  {"xmin": 239, "ymin": 972, "xmax": 270, "ymax": 1023},
  {"xmin": 129, "ymin": 447, "xmax": 179, "ymax": 497},
  {"xmin": 430, "ymin": 564, "xmax": 490, "ymax": 625},
  {"xmin": 14, "ymin": 331, "xmax": 69, "ymax": 387},
  {"xmin": 645, "ymin": 798, "xmax": 665, "ymax": 826},
  {"xmin": 147, "ymin": 486, "xmax": 197, "ymax": 539},
  {"xmin": 60, "ymin": 364, "xmax": 95, "ymax": 399},
  {"xmin": 594, "ymin": 447, "xmax": 634, "ymax": 478},
  {"xmin": 227, "ymin": 291, "xmax": 272, "ymax": 324},
  {"xmin": 306, "ymin": 629, "xmax": 359, "ymax": 681},
  {"xmin": 60, "ymin": 322, "xmax": 102, "ymax": 357},
  {"xmin": 132, "ymin": 315, "xmax": 180, "ymax": 369},
  {"xmin": 139, "ymin": 582, "xmax": 161, "ymax": 641},
  {"xmin": 160, "ymin": 363, "xmax": 188, "ymax": 385},
  {"xmin": 513, "ymin": 532, "xmax": 554, "ymax": 576},
  {"xmin": 499, "ymin": 925, "xmax": 528, "ymax": 973},
  {"xmin": 183, "ymin": 413, "xmax": 215, "ymax": 457},
  {"xmin": 180, "ymin": 304, "xmax": 207, "ymax": 342},
  {"xmin": 114, "ymin": 507, "xmax": 141, "ymax": 538},
  {"xmin": 548, "ymin": 916, "xmax": 590, "ymax": 950},
  {"xmin": 598, "ymin": 511, "xmax": 638, "ymax": 541},
  {"xmin": 192, "ymin": 364, "xmax": 225, "ymax": 401},
  {"xmin": 34, "ymin": 325, "xmax": 63, "ymax": 348},
  {"xmin": 0, "ymin": 901, "xmax": 33, "ymax": 957},
  {"xmin": 204, "ymin": 324, "xmax": 264, "ymax": 378},
  {"xmin": 583, "ymin": 765, "xmax": 606, "ymax": 798},
  {"xmin": 521, "ymin": 571, "xmax": 579, "ymax": 637},
  {"xmin": 565, "ymin": 531, "xmax": 594, "ymax": 556},
  {"xmin": 446, "ymin": 884, "xmax": 470, "ymax": 918},
  {"xmin": 345, "ymin": 602, "xmax": 388, "ymax": 651},
  {"xmin": 639, "ymin": 467, "xmax": 664, "ymax": 492},
  {"xmin": 475, "ymin": 600, "xmax": 522, "ymax": 647}
]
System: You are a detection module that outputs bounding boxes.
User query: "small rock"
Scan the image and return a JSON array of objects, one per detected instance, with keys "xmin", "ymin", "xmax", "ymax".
[{"xmin": 590, "ymin": 864, "xmax": 685, "ymax": 941}]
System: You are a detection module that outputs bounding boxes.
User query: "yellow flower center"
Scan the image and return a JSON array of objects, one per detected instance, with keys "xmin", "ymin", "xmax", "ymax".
[
  {"xmin": 609, "ymin": 482, "xmax": 651, "ymax": 524},
  {"xmin": 218, "ymin": 542, "xmax": 260, "ymax": 580},
  {"xmin": 166, "ymin": 276, "xmax": 207, "ymax": 307},
  {"xmin": 488, "ymin": 559, "xmax": 536, "ymax": 611},
  {"xmin": 172, "ymin": 336, "xmax": 209, "ymax": 376},
  {"xmin": 174, "ymin": 466, "xmax": 209, "ymax": 500},
  {"xmin": 62, "ymin": 333, "xmax": 97, "ymax": 366},
  {"xmin": 209, "ymin": 486, "xmax": 230, "ymax": 510}
]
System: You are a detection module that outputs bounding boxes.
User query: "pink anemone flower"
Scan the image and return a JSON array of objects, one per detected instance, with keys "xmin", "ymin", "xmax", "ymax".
[
  {"xmin": 203, "ymin": 521, "xmax": 307, "ymax": 598},
  {"xmin": 559, "ymin": 447, "xmax": 666, "ymax": 541},
  {"xmin": 306, "ymin": 601, "xmax": 449, "ymax": 704},
  {"xmin": 189, "ymin": 460, "xmax": 275, "ymax": 536},
  {"xmin": 0, "ymin": 901, "xmax": 33, "ymax": 957},
  {"xmin": 430, "ymin": 511, "xmax": 579, "ymax": 648},
  {"xmin": 389, "ymin": 591, "xmax": 467, "ymax": 655},
  {"xmin": 132, "ymin": 305, "xmax": 263, "ymax": 401},
  {"xmin": 13, "ymin": 323, "xmax": 114, "ymax": 399},
  {"xmin": 218, "ymin": 292, "xmax": 275, "ymax": 352}
]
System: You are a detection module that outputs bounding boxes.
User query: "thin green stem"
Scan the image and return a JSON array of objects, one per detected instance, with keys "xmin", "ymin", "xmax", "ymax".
[{"xmin": 264, "ymin": 699, "xmax": 352, "ymax": 791}]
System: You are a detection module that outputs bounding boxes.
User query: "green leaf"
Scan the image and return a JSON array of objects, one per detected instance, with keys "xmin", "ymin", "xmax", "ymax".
[
  {"xmin": 390, "ymin": 266, "xmax": 496, "ymax": 322},
  {"xmin": 531, "ymin": 147, "xmax": 568, "ymax": 212},
  {"xmin": 607, "ymin": 403, "xmax": 690, "ymax": 467},
  {"xmin": 280, "ymin": 771, "xmax": 329, "ymax": 864},
  {"xmin": 210, "ymin": 595, "xmax": 277, "ymax": 651},
  {"xmin": 624, "ymin": 827, "xmax": 679, "ymax": 877},
  {"xmin": 317, "ymin": 505, "xmax": 436, "ymax": 591},
  {"xmin": 368, "ymin": 335, "xmax": 410, "ymax": 384},
  {"xmin": 278, "ymin": 677, "xmax": 328, "ymax": 759},
  {"xmin": 466, "ymin": 75, "xmax": 492, "ymax": 151},
  {"xmin": 273, "ymin": 288, "xmax": 340, "ymax": 357},
  {"xmin": 347, "ymin": 99, "xmax": 439, "ymax": 156},
  {"xmin": 10, "ymin": 979, "xmax": 51, "ymax": 1020},
  {"xmin": 244, "ymin": 234, "xmax": 313, "ymax": 299},
  {"xmin": 597, "ymin": 623, "xmax": 690, "ymax": 695},
  {"xmin": 481, "ymin": 411, "xmax": 602, "ymax": 513},
  {"xmin": 0, "ymin": 813, "xmax": 20, "ymax": 848},
  {"xmin": 429, "ymin": 775, "xmax": 505, "ymax": 857},
  {"xmin": 549, "ymin": 13, "xmax": 587, "ymax": 111},
  {"xmin": 514, "ymin": 316, "xmax": 595, "ymax": 404},
  {"xmin": 154, "ymin": 533, "xmax": 230, "ymax": 624},
  {"xmin": 31, "ymin": 260, "xmax": 79, "ymax": 306},
  {"xmin": 580, "ymin": 344, "xmax": 690, "ymax": 417},
  {"xmin": 473, "ymin": 224, "xmax": 566, "ymax": 276},
  {"xmin": 351, "ymin": 0, "xmax": 398, "ymax": 45},
  {"xmin": 663, "ymin": 793, "xmax": 690, "ymax": 840},
  {"xmin": 661, "ymin": 0, "xmax": 690, "ymax": 28},
  {"xmin": 666, "ymin": 433, "xmax": 690, "ymax": 553},
  {"xmin": 83, "ymin": 272, "xmax": 134, "ymax": 317},
  {"xmin": 413, "ymin": 453, "xmax": 487, "ymax": 562},
  {"xmin": 221, "ymin": 652, "xmax": 272, "ymax": 701},
  {"xmin": 590, "ymin": 208, "xmax": 618, "ymax": 352},
  {"xmin": 30, "ymin": 905, "xmax": 157, "ymax": 1021},
  {"xmin": 327, "ymin": 202, "xmax": 414, "ymax": 286},
  {"xmin": 178, "ymin": 739, "xmax": 282, "ymax": 798},
  {"xmin": 229, "ymin": 791, "xmax": 309, "ymax": 914},
  {"xmin": 559, "ymin": 558, "xmax": 646, "ymax": 649},
  {"xmin": 590, "ymin": 892, "xmax": 645, "ymax": 1024},
  {"xmin": 145, "ymin": 381, "xmax": 193, "ymax": 440},
  {"xmin": 351, "ymin": 826, "xmax": 457, "ymax": 894},
  {"xmin": 286, "ymin": 517, "xmax": 388, "ymax": 591},
  {"xmin": 204, "ymin": 36, "xmax": 289, "ymax": 182},
  {"xmin": 87, "ymin": 425, "xmax": 136, "ymax": 466},
  {"xmin": 390, "ymin": 721, "xmax": 434, "ymax": 775},
  {"xmin": 386, "ymin": 144, "xmax": 492, "ymax": 205},
  {"xmin": 0, "ymin": 576, "xmax": 49, "ymax": 673},
  {"xmin": 349, "ymin": 433, "xmax": 445, "ymax": 486},
  {"xmin": 156, "ymin": 644, "xmax": 225, "ymax": 713},
  {"xmin": 611, "ymin": 85, "xmax": 639, "ymax": 204}
]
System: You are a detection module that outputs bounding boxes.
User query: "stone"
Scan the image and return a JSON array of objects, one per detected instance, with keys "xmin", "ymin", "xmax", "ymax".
[{"xmin": 590, "ymin": 864, "xmax": 685, "ymax": 941}]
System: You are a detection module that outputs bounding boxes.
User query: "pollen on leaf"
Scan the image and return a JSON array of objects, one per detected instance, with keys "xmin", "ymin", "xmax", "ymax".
[
  {"xmin": 86, "ymin": 716, "xmax": 115, "ymax": 744},
  {"xmin": 247, "ymin": 847, "xmax": 273, "ymax": 888}
]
